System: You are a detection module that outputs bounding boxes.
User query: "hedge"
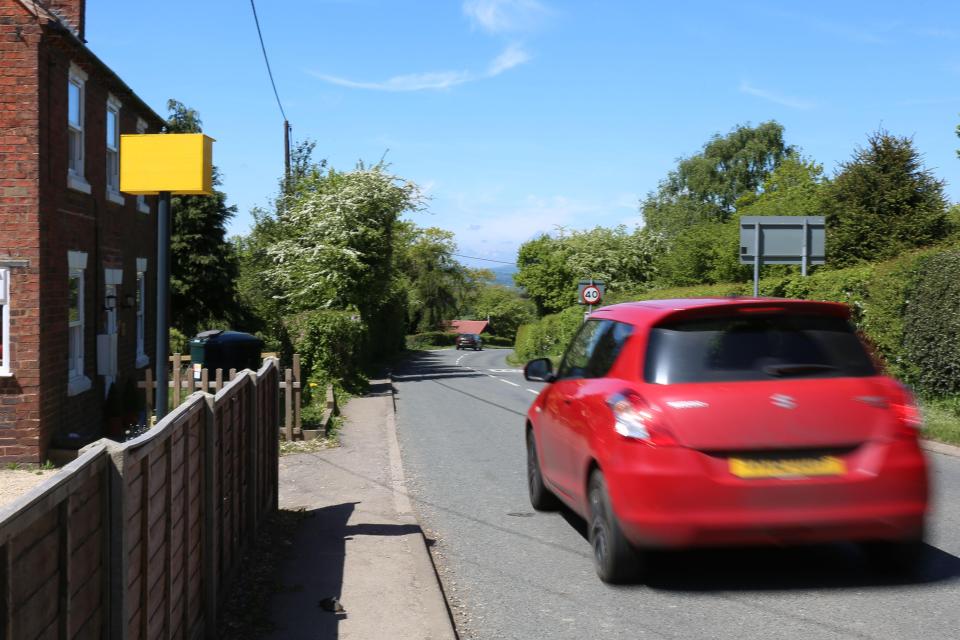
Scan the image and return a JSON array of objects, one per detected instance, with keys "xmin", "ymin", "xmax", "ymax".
[
  {"xmin": 286, "ymin": 310, "xmax": 367, "ymax": 393},
  {"xmin": 902, "ymin": 251, "xmax": 960, "ymax": 394},
  {"xmin": 513, "ymin": 242, "xmax": 960, "ymax": 397},
  {"xmin": 405, "ymin": 332, "xmax": 513, "ymax": 350}
]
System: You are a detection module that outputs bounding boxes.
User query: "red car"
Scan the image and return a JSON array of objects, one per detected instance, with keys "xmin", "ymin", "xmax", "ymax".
[{"xmin": 524, "ymin": 298, "xmax": 929, "ymax": 583}]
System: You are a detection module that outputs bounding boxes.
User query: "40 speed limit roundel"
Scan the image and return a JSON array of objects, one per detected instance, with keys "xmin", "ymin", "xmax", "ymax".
[{"xmin": 581, "ymin": 284, "xmax": 602, "ymax": 305}]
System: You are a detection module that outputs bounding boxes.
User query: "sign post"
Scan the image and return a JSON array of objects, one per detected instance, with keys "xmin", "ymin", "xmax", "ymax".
[
  {"xmin": 121, "ymin": 133, "xmax": 215, "ymax": 419},
  {"xmin": 577, "ymin": 280, "xmax": 605, "ymax": 321},
  {"xmin": 739, "ymin": 216, "xmax": 825, "ymax": 297}
]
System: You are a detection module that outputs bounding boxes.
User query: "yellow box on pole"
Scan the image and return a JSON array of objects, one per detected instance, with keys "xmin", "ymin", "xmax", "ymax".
[{"xmin": 120, "ymin": 133, "xmax": 214, "ymax": 195}]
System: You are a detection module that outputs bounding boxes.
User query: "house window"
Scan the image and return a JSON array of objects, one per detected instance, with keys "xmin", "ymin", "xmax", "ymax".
[
  {"xmin": 0, "ymin": 268, "xmax": 9, "ymax": 376},
  {"xmin": 68, "ymin": 251, "xmax": 91, "ymax": 395},
  {"xmin": 67, "ymin": 63, "xmax": 90, "ymax": 194},
  {"xmin": 136, "ymin": 119, "xmax": 150, "ymax": 214},
  {"xmin": 135, "ymin": 258, "xmax": 148, "ymax": 368},
  {"xmin": 106, "ymin": 95, "xmax": 123, "ymax": 205}
]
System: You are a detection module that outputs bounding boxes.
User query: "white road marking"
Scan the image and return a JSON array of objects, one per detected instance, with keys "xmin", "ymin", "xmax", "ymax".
[
  {"xmin": 527, "ymin": 389, "xmax": 539, "ymax": 395},
  {"xmin": 500, "ymin": 379, "xmax": 520, "ymax": 387},
  {"xmin": 488, "ymin": 368, "xmax": 523, "ymax": 373}
]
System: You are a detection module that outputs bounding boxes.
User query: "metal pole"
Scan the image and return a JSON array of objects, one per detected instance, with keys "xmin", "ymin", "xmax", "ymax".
[
  {"xmin": 283, "ymin": 120, "xmax": 290, "ymax": 179},
  {"xmin": 801, "ymin": 217, "xmax": 809, "ymax": 277},
  {"xmin": 753, "ymin": 223, "xmax": 760, "ymax": 297},
  {"xmin": 156, "ymin": 191, "xmax": 171, "ymax": 420}
]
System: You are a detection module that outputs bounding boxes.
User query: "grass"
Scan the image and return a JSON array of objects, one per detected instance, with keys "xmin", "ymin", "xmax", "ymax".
[{"xmin": 919, "ymin": 397, "xmax": 960, "ymax": 446}]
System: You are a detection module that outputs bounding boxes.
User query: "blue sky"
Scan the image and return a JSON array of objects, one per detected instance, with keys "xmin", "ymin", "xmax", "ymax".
[{"xmin": 87, "ymin": 0, "xmax": 960, "ymax": 267}]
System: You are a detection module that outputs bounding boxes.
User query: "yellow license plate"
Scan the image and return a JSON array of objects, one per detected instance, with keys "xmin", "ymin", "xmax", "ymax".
[{"xmin": 729, "ymin": 456, "xmax": 846, "ymax": 479}]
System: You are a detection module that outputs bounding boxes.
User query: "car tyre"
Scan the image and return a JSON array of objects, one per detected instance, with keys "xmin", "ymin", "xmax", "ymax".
[
  {"xmin": 588, "ymin": 470, "xmax": 644, "ymax": 584},
  {"xmin": 527, "ymin": 429, "xmax": 560, "ymax": 511}
]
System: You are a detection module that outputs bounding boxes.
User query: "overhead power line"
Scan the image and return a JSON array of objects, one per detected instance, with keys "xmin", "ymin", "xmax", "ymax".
[
  {"xmin": 452, "ymin": 253, "xmax": 517, "ymax": 266},
  {"xmin": 249, "ymin": 0, "xmax": 287, "ymax": 122}
]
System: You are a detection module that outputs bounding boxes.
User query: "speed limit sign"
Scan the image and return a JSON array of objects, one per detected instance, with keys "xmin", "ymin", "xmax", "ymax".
[{"xmin": 580, "ymin": 284, "xmax": 602, "ymax": 305}]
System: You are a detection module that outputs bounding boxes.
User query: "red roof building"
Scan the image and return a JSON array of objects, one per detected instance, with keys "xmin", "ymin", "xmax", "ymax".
[{"xmin": 447, "ymin": 320, "xmax": 489, "ymax": 335}]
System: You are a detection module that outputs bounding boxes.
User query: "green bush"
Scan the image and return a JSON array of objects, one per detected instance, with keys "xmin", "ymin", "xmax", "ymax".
[
  {"xmin": 513, "ymin": 305, "xmax": 585, "ymax": 361},
  {"xmin": 405, "ymin": 331, "xmax": 458, "ymax": 350},
  {"xmin": 287, "ymin": 310, "xmax": 367, "ymax": 391},
  {"xmin": 169, "ymin": 327, "xmax": 189, "ymax": 355},
  {"xmin": 902, "ymin": 251, "xmax": 960, "ymax": 395}
]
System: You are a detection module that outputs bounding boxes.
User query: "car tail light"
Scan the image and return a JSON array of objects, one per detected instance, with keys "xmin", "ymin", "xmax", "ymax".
[
  {"xmin": 889, "ymin": 382, "xmax": 923, "ymax": 439},
  {"xmin": 606, "ymin": 391, "xmax": 677, "ymax": 446}
]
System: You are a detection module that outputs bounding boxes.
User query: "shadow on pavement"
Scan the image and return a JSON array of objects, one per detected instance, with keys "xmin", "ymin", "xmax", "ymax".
[
  {"xmin": 269, "ymin": 502, "xmax": 424, "ymax": 640},
  {"xmin": 557, "ymin": 504, "xmax": 960, "ymax": 591}
]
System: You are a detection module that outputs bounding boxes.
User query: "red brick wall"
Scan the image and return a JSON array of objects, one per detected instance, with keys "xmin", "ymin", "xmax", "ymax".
[
  {"xmin": 0, "ymin": 0, "xmax": 43, "ymax": 461},
  {"xmin": 37, "ymin": 36, "xmax": 160, "ymax": 457},
  {"xmin": 1, "ymin": 2, "xmax": 161, "ymax": 462}
]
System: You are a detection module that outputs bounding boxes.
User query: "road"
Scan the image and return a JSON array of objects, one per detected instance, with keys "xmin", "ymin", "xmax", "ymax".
[{"xmin": 392, "ymin": 348, "xmax": 960, "ymax": 640}]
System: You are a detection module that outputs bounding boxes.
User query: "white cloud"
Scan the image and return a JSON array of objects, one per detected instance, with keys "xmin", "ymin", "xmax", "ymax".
[
  {"xmin": 487, "ymin": 43, "xmax": 531, "ymax": 76},
  {"xmin": 739, "ymin": 81, "xmax": 816, "ymax": 110},
  {"xmin": 310, "ymin": 44, "xmax": 530, "ymax": 92},
  {"xmin": 912, "ymin": 27, "xmax": 959, "ymax": 39},
  {"xmin": 463, "ymin": 0, "xmax": 548, "ymax": 34},
  {"xmin": 310, "ymin": 70, "xmax": 472, "ymax": 92}
]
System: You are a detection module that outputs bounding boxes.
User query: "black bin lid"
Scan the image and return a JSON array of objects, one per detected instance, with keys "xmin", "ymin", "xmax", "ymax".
[{"xmin": 192, "ymin": 330, "xmax": 262, "ymax": 345}]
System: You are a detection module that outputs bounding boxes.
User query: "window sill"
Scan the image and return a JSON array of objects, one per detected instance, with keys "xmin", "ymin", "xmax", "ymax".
[
  {"xmin": 67, "ymin": 375, "xmax": 92, "ymax": 396},
  {"xmin": 67, "ymin": 174, "xmax": 92, "ymax": 194},
  {"xmin": 107, "ymin": 190, "xmax": 125, "ymax": 206},
  {"xmin": 0, "ymin": 370, "xmax": 13, "ymax": 378},
  {"xmin": 136, "ymin": 354, "xmax": 149, "ymax": 369}
]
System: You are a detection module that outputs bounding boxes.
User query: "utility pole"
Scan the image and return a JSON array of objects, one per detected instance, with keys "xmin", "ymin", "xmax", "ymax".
[{"xmin": 284, "ymin": 120, "xmax": 290, "ymax": 178}]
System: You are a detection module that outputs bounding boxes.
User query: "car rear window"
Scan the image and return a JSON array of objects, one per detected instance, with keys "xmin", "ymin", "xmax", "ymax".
[{"xmin": 644, "ymin": 313, "xmax": 876, "ymax": 384}]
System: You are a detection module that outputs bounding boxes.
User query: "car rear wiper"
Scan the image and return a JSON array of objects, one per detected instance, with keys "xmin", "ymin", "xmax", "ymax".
[{"xmin": 763, "ymin": 363, "xmax": 839, "ymax": 377}]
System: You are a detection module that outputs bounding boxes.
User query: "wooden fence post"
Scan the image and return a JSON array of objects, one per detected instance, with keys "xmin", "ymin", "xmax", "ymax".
[
  {"xmin": 201, "ymin": 367, "xmax": 209, "ymax": 395},
  {"xmin": 145, "ymin": 368, "xmax": 154, "ymax": 418},
  {"xmin": 283, "ymin": 368, "xmax": 293, "ymax": 442},
  {"xmin": 292, "ymin": 354, "xmax": 301, "ymax": 437},
  {"xmin": 215, "ymin": 369, "xmax": 223, "ymax": 395},
  {"xmin": 173, "ymin": 353, "xmax": 182, "ymax": 408},
  {"xmin": 202, "ymin": 394, "xmax": 218, "ymax": 638}
]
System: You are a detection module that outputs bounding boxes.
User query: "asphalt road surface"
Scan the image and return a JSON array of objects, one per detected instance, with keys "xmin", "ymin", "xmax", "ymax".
[{"xmin": 392, "ymin": 348, "xmax": 960, "ymax": 640}]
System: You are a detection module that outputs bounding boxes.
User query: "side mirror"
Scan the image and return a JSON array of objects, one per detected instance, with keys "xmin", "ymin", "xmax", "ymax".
[{"xmin": 524, "ymin": 358, "xmax": 556, "ymax": 383}]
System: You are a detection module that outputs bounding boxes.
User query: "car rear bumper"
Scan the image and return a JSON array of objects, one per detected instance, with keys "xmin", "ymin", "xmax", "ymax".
[{"xmin": 604, "ymin": 439, "xmax": 929, "ymax": 548}]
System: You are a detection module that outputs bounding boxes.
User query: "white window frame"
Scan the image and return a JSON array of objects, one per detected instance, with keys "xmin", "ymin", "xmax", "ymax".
[
  {"xmin": 0, "ymin": 268, "xmax": 10, "ymax": 376},
  {"xmin": 135, "ymin": 119, "xmax": 150, "ymax": 213},
  {"xmin": 67, "ymin": 63, "xmax": 91, "ymax": 194},
  {"xmin": 67, "ymin": 251, "xmax": 91, "ymax": 396},
  {"xmin": 135, "ymin": 258, "xmax": 148, "ymax": 368},
  {"xmin": 106, "ymin": 94, "xmax": 124, "ymax": 205}
]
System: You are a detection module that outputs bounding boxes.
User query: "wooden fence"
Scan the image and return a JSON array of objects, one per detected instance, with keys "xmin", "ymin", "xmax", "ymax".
[
  {"xmin": 0, "ymin": 358, "xmax": 280, "ymax": 639},
  {"xmin": 141, "ymin": 353, "xmax": 337, "ymax": 443}
]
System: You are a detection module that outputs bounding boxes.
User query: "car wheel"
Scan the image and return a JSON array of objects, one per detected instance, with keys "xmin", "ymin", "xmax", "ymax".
[
  {"xmin": 861, "ymin": 539, "xmax": 925, "ymax": 574},
  {"xmin": 588, "ymin": 470, "xmax": 644, "ymax": 584},
  {"xmin": 527, "ymin": 429, "xmax": 560, "ymax": 511}
]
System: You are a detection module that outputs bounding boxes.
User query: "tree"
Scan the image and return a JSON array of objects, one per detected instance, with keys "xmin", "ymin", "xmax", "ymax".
[
  {"xmin": 164, "ymin": 100, "xmax": 242, "ymax": 337},
  {"xmin": 823, "ymin": 130, "xmax": 948, "ymax": 267},
  {"xmin": 515, "ymin": 226, "xmax": 664, "ymax": 316},
  {"xmin": 394, "ymin": 224, "xmax": 464, "ymax": 331},
  {"xmin": 642, "ymin": 121, "xmax": 794, "ymax": 237},
  {"xmin": 263, "ymin": 166, "xmax": 423, "ymax": 317},
  {"xmin": 471, "ymin": 285, "xmax": 536, "ymax": 339}
]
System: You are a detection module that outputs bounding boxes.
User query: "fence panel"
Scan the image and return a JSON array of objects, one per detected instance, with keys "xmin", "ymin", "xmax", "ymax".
[
  {"xmin": 0, "ymin": 358, "xmax": 280, "ymax": 640},
  {"xmin": 0, "ymin": 444, "xmax": 110, "ymax": 639}
]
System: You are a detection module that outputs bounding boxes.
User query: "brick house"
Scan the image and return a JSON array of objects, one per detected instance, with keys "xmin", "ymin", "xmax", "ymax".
[{"xmin": 1, "ymin": 0, "xmax": 164, "ymax": 462}]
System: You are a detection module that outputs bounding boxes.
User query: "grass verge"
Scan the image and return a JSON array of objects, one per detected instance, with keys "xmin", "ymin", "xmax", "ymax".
[
  {"xmin": 217, "ymin": 508, "xmax": 310, "ymax": 639},
  {"xmin": 920, "ymin": 397, "xmax": 960, "ymax": 447}
]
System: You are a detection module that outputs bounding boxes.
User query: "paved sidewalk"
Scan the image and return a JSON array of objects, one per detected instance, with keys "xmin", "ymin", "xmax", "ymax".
[{"xmin": 267, "ymin": 379, "xmax": 457, "ymax": 640}]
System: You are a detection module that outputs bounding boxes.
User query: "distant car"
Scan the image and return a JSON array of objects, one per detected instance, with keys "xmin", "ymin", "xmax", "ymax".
[
  {"xmin": 524, "ymin": 298, "xmax": 929, "ymax": 584},
  {"xmin": 456, "ymin": 333, "xmax": 483, "ymax": 351}
]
